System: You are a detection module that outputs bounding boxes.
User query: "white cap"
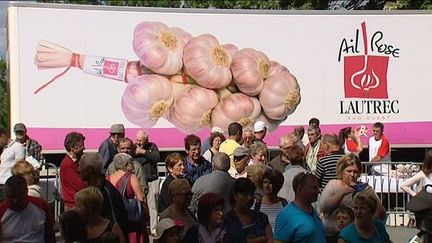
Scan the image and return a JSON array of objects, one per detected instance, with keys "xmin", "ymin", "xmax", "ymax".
[
  {"xmin": 254, "ymin": 121, "xmax": 266, "ymax": 132},
  {"xmin": 211, "ymin": 126, "xmax": 224, "ymax": 134}
]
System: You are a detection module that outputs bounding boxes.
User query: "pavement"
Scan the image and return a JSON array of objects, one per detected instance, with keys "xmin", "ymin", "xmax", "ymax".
[{"xmin": 387, "ymin": 226, "xmax": 418, "ymax": 243}]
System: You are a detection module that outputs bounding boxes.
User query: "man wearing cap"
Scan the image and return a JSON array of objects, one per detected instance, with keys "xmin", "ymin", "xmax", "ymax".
[
  {"xmin": 228, "ymin": 147, "xmax": 250, "ymax": 178},
  {"xmin": 219, "ymin": 122, "xmax": 243, "ymax": 169},
  {"xmin": 0, "ymin": 127, "xmax": 25, "ymax": 198},
  {"xmin": 200, "ymin": 127, "xmax": 224, "ymax": 156},
  {"xmin": 13, "ymin": 123, "xmax": 43, "ymax": 163},
  {"xmin": 189, "ymin": 152, "xmax": 235, "ymax": 213},
  {"xmin": 98, "ymin": 124, "xmax": 125, "ymax": 172},
  {"xmin": 254, "ymin": 121, "xmax": 267, "ymax": 145}
]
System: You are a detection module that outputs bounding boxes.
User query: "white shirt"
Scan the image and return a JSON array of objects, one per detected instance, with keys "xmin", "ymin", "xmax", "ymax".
[
  {"xmin": 0, "ymin": 141, "xmax": 25, "ymax": 184},
  {"xmin": 400, "ymin": 171, "xmax": 432, "ymax": 197},
  {"xmin": 2, "ymin": 201, "xmax": 47, "ymax": 242}
]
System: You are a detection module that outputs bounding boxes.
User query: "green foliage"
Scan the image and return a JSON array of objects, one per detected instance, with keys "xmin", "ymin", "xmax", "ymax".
[
  {"xmin": 35, "ymin": 0, "xmax": 432, "ymax": 9},
  {"xmin": 0, "ymin": 59, "xmax": 8, "ymax": 129}
]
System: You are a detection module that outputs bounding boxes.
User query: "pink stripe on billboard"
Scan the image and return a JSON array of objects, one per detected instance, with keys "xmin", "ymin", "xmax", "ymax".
[{"xmin": 27, "ymin": 121, "xmax": 432, "ymax": 151}]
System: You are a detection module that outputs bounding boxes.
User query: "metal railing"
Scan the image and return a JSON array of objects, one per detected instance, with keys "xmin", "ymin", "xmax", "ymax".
[
  {"xmin": 360, "ymin": 161, "xmax": 423, "ymax": 227},
  {"xmin": 39, "ymin": 162, "xmax": 62, "ymax": 222}
]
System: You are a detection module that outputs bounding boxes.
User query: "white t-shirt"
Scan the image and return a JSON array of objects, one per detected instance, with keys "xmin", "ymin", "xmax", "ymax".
[
  {"xmin": 0, "ymin": 141, "xmax": 25, "ymax": 184},
  {"xmin": 1, "ymin": 199, "xmax": 48, "ymax": 242},
  {"xmin": 400, "ymin": 171, "xmax": 432, "ymax": 197}
]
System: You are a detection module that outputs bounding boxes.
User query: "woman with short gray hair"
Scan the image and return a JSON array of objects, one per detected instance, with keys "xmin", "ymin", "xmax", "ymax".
[{"xmin": 106, "ymin": 152, "xmax": 149, "ymax": 242}]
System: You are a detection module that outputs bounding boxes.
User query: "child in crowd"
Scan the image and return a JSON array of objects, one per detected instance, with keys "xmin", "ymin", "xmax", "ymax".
[{"xmin": 335, "ymin": 206, "xmax": 355, "ymax": 232}]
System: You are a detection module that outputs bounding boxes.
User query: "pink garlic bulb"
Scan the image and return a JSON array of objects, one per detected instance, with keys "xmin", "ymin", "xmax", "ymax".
[
  {"xmin": 121, "ymin": 74, "xmax": 173, "ymax": 127},
  {"xmin": 171, "ymin": 27, "xmax": 193, "ymax": 44},
  {"xmin": 222, "ymin": 43, "xmax": 238, "ymax": 58},
  {"xmin": 211, "ymin": 92, "xmax": 256, "ymax": 131},
  {"xmin": 259, "ymin": 71, "xmax": 301, "ymax": 120},
  {"xmin": 241, "ymin": 97, "xmax": 262, "ymax": 128},
  {"xmin": 183, "ymin": 34, "xmax": 233, "ymax": 89},
  {"xmin": 133, "ymin": 22, "xmax": 189, "ymax": 75},
  {"xmin": 231, "ymin": 48, "xmax": 271, "ymax": 96},
  {"xmin": 269, "ymin": 61, "xmax": 289, "ymax": 76},
  {"xmin": 168, "ymin": 86, "xmax": 219, "ymax": 134}
]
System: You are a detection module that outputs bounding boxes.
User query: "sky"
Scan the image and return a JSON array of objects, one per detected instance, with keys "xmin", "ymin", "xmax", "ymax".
[{"xmin": 0, "ymin": 1, "xmax": 8, "ymax": 59}]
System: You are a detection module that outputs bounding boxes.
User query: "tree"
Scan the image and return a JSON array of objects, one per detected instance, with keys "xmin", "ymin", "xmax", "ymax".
[{"xmin": 0, "ymin": 59, "xmax": 8, "ymax": 129}]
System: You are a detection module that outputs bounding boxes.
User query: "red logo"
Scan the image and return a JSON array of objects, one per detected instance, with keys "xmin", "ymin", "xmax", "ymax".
[
  {"xmin": 103, "ymin": 60, "xmax": 119, "ymax": 76},
  {"xmin": 343, "ymin": 22, "xmax": 389, "ymax": 99}
]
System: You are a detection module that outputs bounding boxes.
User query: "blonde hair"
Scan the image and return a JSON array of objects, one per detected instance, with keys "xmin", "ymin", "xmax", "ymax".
[
  {"xmin": 75, "ymin": 186, "xmax": 103, "ymax": 216},
  {"xmin": 12, "ymin": 160, "xmax": 39, "ymax": 185},
  {"xmin": 250, "ymin": 143, "xmax": 267, "ymax": 158},
  {"xmin": 246, "ymin": 164, "xmax": 267, "ymax": 188},
  {"xmin": 336, "ymin": 153, "xmax": 362, "ymax": 179}
]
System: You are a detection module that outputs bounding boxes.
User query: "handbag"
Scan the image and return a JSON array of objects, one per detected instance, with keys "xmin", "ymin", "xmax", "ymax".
[{"xmin": 119, "ymin": 173, "xmax": 143, "ymax": 222}]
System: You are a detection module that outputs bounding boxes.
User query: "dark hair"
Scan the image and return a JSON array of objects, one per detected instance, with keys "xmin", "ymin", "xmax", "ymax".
[
  {"xmin": 228, "ymin": 122, "xmax": 243, "ymax": 137},
  {"xmin": 263, "ymin": 169, "xmax": 284, "ymax": 194},
  {"xmin": 230, "ymin": 178, "xmax": 256, "ymax": 206},
  {"xmin": 292, "ymin": 172, "xmax": 316, "ymax": 193},
  {"xmin": 285, "ymin": 145, "xmax": 305, "ymax": 166},
  {"xmin": 0, "ymin": 127, "xmax": 8, "ymax": 136},
  {"xmin": 165, "ymin": 153, "xmax": 184, "ymax": 171},
  {"xmin": 5, "ymin": 175, "xmax": 27, "ymax": 193},
  {"xmin": 338, "ymin": 127, "xmax": 352, "ymax": 147},
  {"xmin": 64, "ymin": 132, "xmax": 85, "ymax": 152},
  {"xmin": 184, "ymin": 134, "xmax": 201, "ymax": 151},
  {"xmin": 209, "ymin": 132, "xmax": 226, "ymax": 148},
  {"xmin": 197, "ymin": 193, "xmax": 225, "ymax": 225},
  {"xmin": 308, "ymin": 118, "xmax": 320, "ymax": 127},
  {"xmin": 335, "ymin": 206, "xmax": 355, "ymax": 221},
  {"xmin": 423, "ymin": 149, "xmax": 432, "ymax": 176},
  {"xmin": 60, "ymin": 210, "xmax": 88, "ymax": 243},
  {"xmin": 373, "ymin": 122, "xmax": 384, "ymax": 132}
]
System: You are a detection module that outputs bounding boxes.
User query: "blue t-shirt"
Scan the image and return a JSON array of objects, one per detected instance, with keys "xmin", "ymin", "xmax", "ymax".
[
  {"xmin": 338, "ymin": 219, "xmax": 389, "ymax": 243},
  {"xmin": 274, "ymin": 202, "xmax": 326, "ymax": 243}
]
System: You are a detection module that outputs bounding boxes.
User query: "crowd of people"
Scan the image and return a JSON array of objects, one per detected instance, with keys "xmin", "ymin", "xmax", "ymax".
[{"xmin": 0, "ymin": 118, "xmax": 431, "ymax": 243}]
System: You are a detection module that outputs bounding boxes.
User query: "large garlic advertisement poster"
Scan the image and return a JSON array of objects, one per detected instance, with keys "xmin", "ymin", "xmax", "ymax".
[{"xmin": 8, "ymin": 3, "xmax": 432, "ymax": 151}]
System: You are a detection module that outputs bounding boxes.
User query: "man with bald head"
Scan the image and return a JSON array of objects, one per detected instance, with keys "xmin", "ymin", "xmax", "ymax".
[
  {"xmin": 189, "ymin": 152, "xmax": 235, "ymax": 213},
  {"xmin": 78, "ymin": 153, "xmax": 128, "ymax": 236},
  {"xmin": 134, "ymin": 131, "xmax": 160, "ymax": 235},
  {"xmin": 270, "ymin": 134, "xmax": 295, "ymax": 173},
  {"xmin": 134, "ymin": 130, "xmax": 160, "ymax": 183}
]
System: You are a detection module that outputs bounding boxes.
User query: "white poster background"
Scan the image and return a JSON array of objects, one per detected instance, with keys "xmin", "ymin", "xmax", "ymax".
[{"xmin": 7, "ymin": 4, "xmax": 432, "ymax": 149}]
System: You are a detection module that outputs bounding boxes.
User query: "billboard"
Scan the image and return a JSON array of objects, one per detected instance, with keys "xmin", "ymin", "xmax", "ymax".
[{"xmin": 7, "ymin": 3, "xmax": 432, "ymax": 151}]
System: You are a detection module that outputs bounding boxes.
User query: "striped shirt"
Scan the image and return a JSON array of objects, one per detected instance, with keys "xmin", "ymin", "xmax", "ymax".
[
  {"xmin": 260, "ymin": 201, "xmax": 285, "ymax": 232},
  {"xmin": 316, "ymin": 151, "xmax": 345, "ymax": 190}
]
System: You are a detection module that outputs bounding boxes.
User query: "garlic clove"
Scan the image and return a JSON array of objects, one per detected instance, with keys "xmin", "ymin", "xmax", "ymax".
[
  {"xmin": 259, "ymin": 71, "xmax": 301, "ymax": 120},
  {"xmin": 121, "ymin": 74, "xmax": 173, "ymax": 127},
  {"xmin": 183, "ymin": 34, "xmax": 233, "ymax": 89},
  {"xmin": 133, "ymin": 21, "xmax": 188, "ymax": 75},
  {"xmin": 231, "ymin": 48, "xmax": 270, "ymax": 96}
]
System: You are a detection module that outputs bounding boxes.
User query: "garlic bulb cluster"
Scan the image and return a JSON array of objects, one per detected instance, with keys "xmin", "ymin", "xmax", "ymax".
[{"xmin": 122, "ymin": 21, "xmax": 301, "ymax": 133}]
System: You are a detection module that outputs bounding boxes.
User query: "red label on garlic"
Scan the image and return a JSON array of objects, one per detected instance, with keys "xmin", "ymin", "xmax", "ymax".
[{"xmin": 83, "ymin": 55, "xmax": 127, "ymax": 81}]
